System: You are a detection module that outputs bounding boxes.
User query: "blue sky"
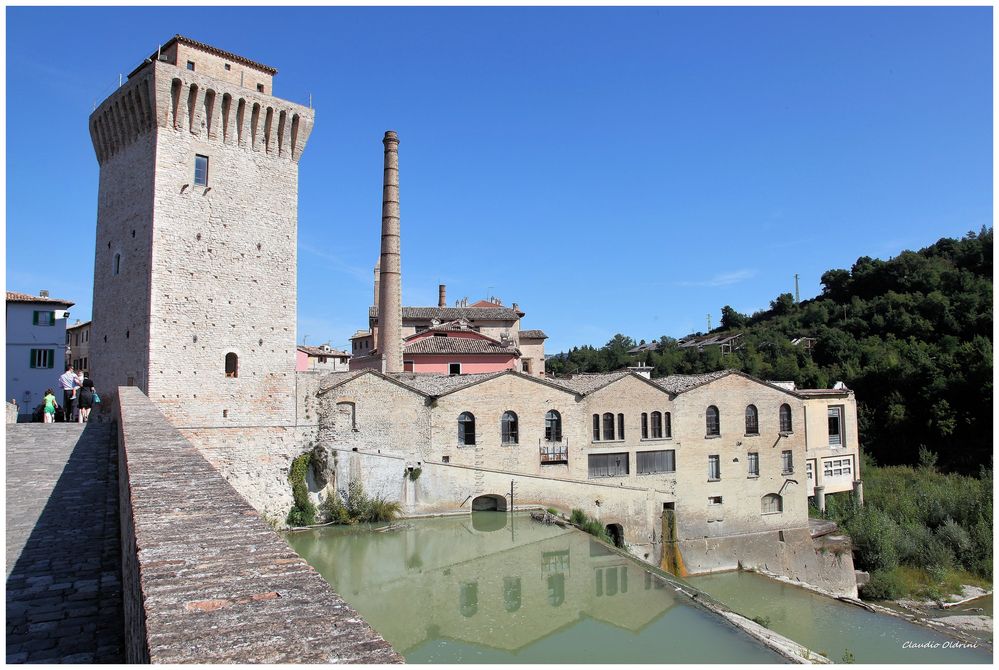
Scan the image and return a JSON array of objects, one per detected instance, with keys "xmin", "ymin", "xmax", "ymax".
[{"xmin": 6, "ymin": 7, "xmax": 992, "ymax": 354}]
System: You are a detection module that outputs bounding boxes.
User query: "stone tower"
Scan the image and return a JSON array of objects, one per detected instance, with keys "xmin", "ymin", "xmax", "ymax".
[
  {"xmin": 88, "ymin": 35, "xmax": 314, "ymax": 428},
  {"xmin": 376, "ymin": 131, "xmax": 403, "ymax": 373}
]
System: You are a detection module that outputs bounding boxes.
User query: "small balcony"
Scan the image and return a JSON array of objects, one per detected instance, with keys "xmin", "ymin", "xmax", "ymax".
[{"xmin": 540, "ymin": 439, "xmax": 568, "ymax": 465}]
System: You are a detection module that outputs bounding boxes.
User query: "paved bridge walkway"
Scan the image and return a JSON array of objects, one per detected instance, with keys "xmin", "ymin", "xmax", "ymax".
[{"xmin": 6, "ymin": 423, "xmax": 125, "ymax": 663}]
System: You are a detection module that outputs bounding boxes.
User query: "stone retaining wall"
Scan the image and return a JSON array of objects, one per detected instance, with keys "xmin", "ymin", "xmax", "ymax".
[{"xmin": 115, "ymin": 386, "xmax": 401, "ymax": 663}]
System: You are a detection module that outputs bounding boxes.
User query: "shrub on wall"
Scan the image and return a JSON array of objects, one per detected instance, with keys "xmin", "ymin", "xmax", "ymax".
[
  {"xmin": 286, "ymin": 452, "xmax": 317, "ymax": 527},
  {"xmin": 320, "ymin": 480, "xmax": 400, "ymax": 524}
]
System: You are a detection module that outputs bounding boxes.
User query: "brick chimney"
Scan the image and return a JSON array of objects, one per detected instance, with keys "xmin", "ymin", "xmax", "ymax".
[
  {"xmin": 438, "ymin": 284, "xmax": 446, "ymax": 308},
  {"xmin": 376, "ymin": 131, "xmax": 403, "ymax": 374}
]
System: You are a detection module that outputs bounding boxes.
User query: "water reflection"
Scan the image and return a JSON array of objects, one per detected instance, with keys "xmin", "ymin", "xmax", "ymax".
[{"xmin": 285, "ymin": 512, "xmax": 783, "ymax": 664}]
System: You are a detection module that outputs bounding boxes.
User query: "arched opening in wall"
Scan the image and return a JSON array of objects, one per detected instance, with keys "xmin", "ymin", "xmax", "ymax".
[
  {"xmin": 221, "ymin": 93, "xmax": 232, "ymax": 141},
  {"xmin": 780, "ymin": 403, "xmax": 793, "ymax": 433},
  {"xmin": 471, "ymin": 494, "xmax": 507, "ymax": 512},
  {"xmin": 203, "ymin": 89, "xmax": 216, "ymax": 135},
  {"xmin": 545, "ymin": 410, "xmax": 562, "ymax": 442},
  {"xmin": 336, "ymin": 401, "xmax": 356, "ymax": 429},
  {"xmin": 170, "ymin": 78, "xmax": 182, "ymax": 128},
  {"xmin": 187, "ymin": 84, "xmax": 198, "ymax": 132},
  {"xmin": 236, "ymin": 98, "xmax": 246, "ymax": 144},
  {"xmin": 263, "ymin": 107, "xmax": 274, "ymax": 152},
  {"xmin": 277, "ymin": 110, "xmax": 286, "ymax": 154},
  {"xmin": 459, "ymin": 581, "xmax": 478, "ymax": 618},
  {"xmin": 761, "ymin": 493, "xmax": 783, "ymax": 515},
  {"xmin": 291, "ymin": 113, "xmax": 300, "ymax": 157},
  {"xmin": 250, "ymin": 103, "xmax": 260, "ymax": 148},
  {"xmin": 605, "ymin": 523, "xmax": 625, "ymax": 548},
  {"xmin": 224, "ymin": 352, "xmax": 238, "ymax": 378}
]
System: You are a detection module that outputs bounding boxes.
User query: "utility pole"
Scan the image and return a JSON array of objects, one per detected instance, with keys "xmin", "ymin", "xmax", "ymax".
[
  {"xmin": 794, "ymin": 273, "xmax": 800, "ymax": 304},
  {"xmin": 707, "ymin": 314, "xmax": 712, "ymax": 331}
]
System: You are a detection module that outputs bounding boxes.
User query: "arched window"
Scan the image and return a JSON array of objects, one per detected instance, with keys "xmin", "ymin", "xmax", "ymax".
[
  {"xmin": 501, "ymin": 411, "xmax": 519, "ymax": 444},
  {"xmin": 545, "ymin": 410, "xmax": 562, "ymax": 442},
  {"xmin": 602, "ymin": 413, "xmax": 615, "ymax": 441},
  {"xmin": 641, "ymin": 413, "xmax": 649, "ymax": 439},
  {"xmin": 761, "ymin": 493, "xmax": 783, "ymax": 515},
  {"xmin": 592, "ymin": 414, "xmax": 600, "ymax": 441},
  {"xmin": 745, "ymin": 405, "xmax": 759, "ymax": 435},
  {"xmin": 617, "ymin": 413, "xmax": 625, "ymax": 440},
  {"xmin": 780, "ymin": 404, "xmax": 793, "ymax": 433},
  {"xmin": 458, "ymin": 412, "xmax": 476, "ymax": 446},
  {"xmin": 651, "ymin": 411, "xmax": 663, "ymax": 439},
  {"xmin": 664, "ymin": 412, "xmax": 672, "ymax": 438},
  {"xmin": 706, "ymin": 405, "xmax": 720, "ymax": 436},
  {"xmin": 224, "ymin": 352, "xmax": 238, "ymax": 378}
]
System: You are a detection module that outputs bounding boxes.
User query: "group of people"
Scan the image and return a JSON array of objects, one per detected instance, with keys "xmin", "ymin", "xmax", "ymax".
[{"xmin": 41, "ymin": 364, "xmax": 98, "ymax": 423}]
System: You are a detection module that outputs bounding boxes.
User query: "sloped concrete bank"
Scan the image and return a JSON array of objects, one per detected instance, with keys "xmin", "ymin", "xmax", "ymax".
[{"xmin": 116, "ymin": 387, "xmax": 402, "ymax": 663}]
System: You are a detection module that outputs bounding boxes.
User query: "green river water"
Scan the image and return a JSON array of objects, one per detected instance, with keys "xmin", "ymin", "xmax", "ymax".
[
  {"xmin": 285, "ymin": 512, "xmax": 992, "ymax": 664},
  {"xmin": 285, "ymin": 512, "xmax": 782, "ymax": 663}
]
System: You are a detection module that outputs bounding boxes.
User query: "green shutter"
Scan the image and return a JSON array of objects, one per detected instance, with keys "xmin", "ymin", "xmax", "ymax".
[
  {"xmin": 32, "ymin": 311, "xmax": 38, "ymax": 325},
  {"xmin": 29, "ymin": 350, "xmax": 36, "ymax": 368},
  {"xmin": 48, "ymin": 350, "xmax": 55, "ymax": 368}
]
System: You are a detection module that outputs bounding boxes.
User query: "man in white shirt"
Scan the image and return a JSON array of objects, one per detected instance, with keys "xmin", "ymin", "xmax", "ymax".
[{"xmin": 57, "ymin": 365, "xmax": 79, "ymax": 422}]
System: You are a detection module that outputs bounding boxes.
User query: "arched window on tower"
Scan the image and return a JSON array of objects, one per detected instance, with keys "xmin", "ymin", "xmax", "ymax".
[{"xmin": 224, "ymin": 352, "xmax": 238, "ymax": 378}]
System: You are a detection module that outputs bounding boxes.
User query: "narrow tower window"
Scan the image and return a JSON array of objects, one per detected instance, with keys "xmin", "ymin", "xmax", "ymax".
[
  {"xmin": 224, "ymin": 352, "xmax": 238, "ymax": 378},
  {"xmin": 194, "ymin": 154, "xmax": 209, "ymax": 186},
  {"xmin": 186, "ymin": 61, "xmax": 195, "ymax": 71},
  {"xmin": 113, "ymin": 253, "xmax": 121, "ymax": 276}
]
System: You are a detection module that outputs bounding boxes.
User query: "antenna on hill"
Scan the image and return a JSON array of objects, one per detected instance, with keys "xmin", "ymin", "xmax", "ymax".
[
  {"xmin": 794, "ymin": 273, "xmax": 800, "ymax": 303},
  {"xmin": 707, "ymin": 314, "xmax": 712, "ymax": 331}
]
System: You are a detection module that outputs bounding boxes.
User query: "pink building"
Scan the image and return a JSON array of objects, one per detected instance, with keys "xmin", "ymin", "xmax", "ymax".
[{"xmin": 296, "ymin": 345, "xmax": 351, "ymax": 372}]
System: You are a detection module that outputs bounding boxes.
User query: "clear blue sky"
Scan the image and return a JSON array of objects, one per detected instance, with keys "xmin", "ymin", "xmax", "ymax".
[{"xmin": 6, "ymin": 7, "xmax": 992, "ymax": 354}]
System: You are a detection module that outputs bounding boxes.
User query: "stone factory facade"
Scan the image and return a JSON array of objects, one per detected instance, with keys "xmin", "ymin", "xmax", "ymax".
[{"xmin": 87, "ymin": 36, "xmax": 862, "ymax": 592}]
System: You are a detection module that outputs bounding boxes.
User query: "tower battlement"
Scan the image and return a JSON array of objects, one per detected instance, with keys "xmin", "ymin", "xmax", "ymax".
[{"xmin": 90, "ymin": 61, "xmax": 313, "ymax": 166}]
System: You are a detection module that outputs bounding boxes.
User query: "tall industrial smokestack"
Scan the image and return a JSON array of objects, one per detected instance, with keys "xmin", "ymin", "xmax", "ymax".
[
  {"xmin": 438, "ymin": 284, "xmax": 447, "ymax": 308},
  {"xmin": 373, "ymin": 260, "xmax": 381, "ymax": 309},
  {"xmin": 377, "ymin": 131, "xmax": 403, "ymax": 373}
]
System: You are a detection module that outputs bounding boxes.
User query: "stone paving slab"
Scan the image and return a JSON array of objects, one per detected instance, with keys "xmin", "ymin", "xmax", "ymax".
[{"xmin": 6, "ymin": 423, "xmax": 125, "ymax": 663}]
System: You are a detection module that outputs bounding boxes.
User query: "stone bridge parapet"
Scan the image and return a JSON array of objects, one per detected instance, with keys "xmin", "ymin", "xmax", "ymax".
[{"xmin": 116, "ymin": 386, "xmax": 402, "ymax": 663}]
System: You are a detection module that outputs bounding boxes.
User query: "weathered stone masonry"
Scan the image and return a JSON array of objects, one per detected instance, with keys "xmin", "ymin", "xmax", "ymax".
[{"xmin": 116, "ymin": 386, "xmax": 400, "ymax": 663}]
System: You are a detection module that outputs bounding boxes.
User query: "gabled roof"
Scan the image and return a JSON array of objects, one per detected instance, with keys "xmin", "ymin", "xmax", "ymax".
[
  {"xmin": 66, "ymin": 320, "xmax": 92, "ymax": 330},
  {"xmin": 654, "ymin": 369, "xmax": 803, "ymax": 398},
  {"xmin": 677, "ymin": 332, "xmax": 742, "ymax": 348},
  {"xmin": 129, "ymin": 34, "xmax": 278, "ymax": 79},
  {"xmin": 519, "ymin": 329, "xmax": 548, "ymax": 340},
  {"xmin": 369, "ymin": 306, "xmax": 521, "ymax": 322},
  {"xmin": 403, "ymin": 337, "xmax": 519, "ymax": 356},
  {"xmin": 298, "ymin": 345, "xmax": 350, "ymax": 358},
  {"xmin": 318, "ymin": 368, "xmax": 577, "ymax": 400},
  {"xmin": 547, "ymin": 371, "xmax": 633, "ymax": 395},
  {"xmin": 6, "ymin": 291, "xmax": 74, "ymax": 307},
  {"xmin": 405, "ymin": 319, "xmax": 477, "ymax": 337}
]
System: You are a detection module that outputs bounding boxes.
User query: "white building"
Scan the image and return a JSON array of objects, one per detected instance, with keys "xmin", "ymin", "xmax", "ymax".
[{"xmin": 6, "ymin": 291, "xmax": 75, "ymax": 419}]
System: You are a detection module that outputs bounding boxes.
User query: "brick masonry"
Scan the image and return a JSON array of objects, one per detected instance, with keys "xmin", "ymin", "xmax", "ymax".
[
  {"xmin": 116, "ymin": 386, "xmax": 401, "ymax": 663},
  {"xmin": 6, "ymin": 423, "xmax": 125, "ymax": 663}
]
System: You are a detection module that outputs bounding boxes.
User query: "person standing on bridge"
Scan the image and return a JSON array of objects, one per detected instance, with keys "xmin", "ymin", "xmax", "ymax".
[
  {"xmin": 42, "ymin": 389, "xmax": 58, "ymax": 424},
  {"xmin": 57, "ymin": 364, "xmax": 79, "ymax": 422}
]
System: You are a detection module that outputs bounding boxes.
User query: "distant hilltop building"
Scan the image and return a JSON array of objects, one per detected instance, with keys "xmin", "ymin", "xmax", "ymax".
[
  {"xmin": 348, "ymin": 133, "xmax": 547, "ymax": 376},
  {"xmin": 88, "ymin": 34, "xmax": 314, "ymax": 427},
  {"xmin": 677, "ymin": 332, "xmax": 743, "ymax": 354}
]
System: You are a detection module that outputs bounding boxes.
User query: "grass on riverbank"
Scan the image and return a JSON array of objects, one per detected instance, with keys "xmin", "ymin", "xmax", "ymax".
[{"xmin": 819, "ymin": 451, "xmax": 992, "ymax": 601}]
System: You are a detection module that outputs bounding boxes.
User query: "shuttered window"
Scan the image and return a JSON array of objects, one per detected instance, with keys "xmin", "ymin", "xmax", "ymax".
[
  {"xmin": 588, "ymin": 452, "xmax": 629, "ymax": 478},
  {"xmin": 637, "ymin": 450, "xmax": 675, "ymax": 474}
]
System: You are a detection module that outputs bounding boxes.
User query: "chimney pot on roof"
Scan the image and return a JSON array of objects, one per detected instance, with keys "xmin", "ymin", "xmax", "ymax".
[
  {"xmin": 39, "ymin": 290, "xmax": 49, "ymax": 298},
  {"xmin": 438, "ymin": 284, "xmax": 446, "ymax": 308},
  {"xmin": 512, "ymin": 303, "xmax": 519, "ymax": 311}
]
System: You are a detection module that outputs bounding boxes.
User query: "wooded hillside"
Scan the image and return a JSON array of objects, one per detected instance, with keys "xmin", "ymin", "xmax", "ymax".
[{"xmin": 547, "ymin": 229, "xmax": 992, "ymax": 472}]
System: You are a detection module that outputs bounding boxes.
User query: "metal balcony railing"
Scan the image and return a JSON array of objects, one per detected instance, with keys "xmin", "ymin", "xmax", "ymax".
[{"xmin": 540, "ymin": 438, "xmax": 568, "ymax": 465}]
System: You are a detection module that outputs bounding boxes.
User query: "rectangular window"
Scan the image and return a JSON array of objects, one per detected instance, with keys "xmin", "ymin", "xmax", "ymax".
[
  {"xmin": 828, "ymin": 407, "xmax": 843, "ymax": 447},
  {"xmin": 29, "ymin": 349, "xmax": 55, "ymax": 369},
  {"xmin": 194, "ymin": 154, "xmax": 209, "ymax": 186},
  {"xmin": 708, "ymin": 455, "xmax": 720, "ymax": 480},
  {"xmin": 617, "ymin": 413, "xmax": 625, "ymax": 440},
  {"xmin": 708, "ymin": 496, "xmax": 723, "ymax": 505},
  {"xmin": 588, "ymin": 452, "xmax": 629, "ymax": 478},
  {"xmin": 747, "ymin": 452, "xmax": 759, "ymax": 477},
  {"xmin": 806, "ymin": 461, "xmax": 814, "ymax": 481},
  {"xmin": 782, "ymin": 450, "xmax": 794, "ymax": 474},
  {"xmin": 257, "ymin": 83, "xmax": 265, "ymax": 93},
  {"xmin": 641, "ymin": 413, "xmax": 648, "ymax": 439},
  {"xmin": 33, "ymin": 310, "xmax": 55, "ymax": 326},
  {"xmin": 186, "ymin": 60, "xmax": 195, "ymax": 71},
  {"xmin": 592, "ymin": 414, "xmax": 600, "ymax": 441},
  {"xmin": 224, "ymin": 63, "xmax": 231, "ymax": 71},
  {"xmin": 823, "ymin": 457, "xmax": 854, "ymax": 478},
  {"xmin": 449, "ymin": 362, "xmax": 461, "ymax": 375},
  {"xmin": 637, "ymin": 450, "xmax": 675, "ymax": 475}
]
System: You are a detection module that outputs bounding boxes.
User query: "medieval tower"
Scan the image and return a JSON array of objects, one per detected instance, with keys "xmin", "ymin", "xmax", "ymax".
[{"xmin": 88, "ymin": 35, "xmax": 314, "ymax": 428}]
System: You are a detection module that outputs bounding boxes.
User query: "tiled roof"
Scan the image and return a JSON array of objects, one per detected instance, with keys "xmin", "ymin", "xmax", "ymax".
[
  {"xmin": 653, "ymin": 370, "xmax": 732, "ymax": 394},
  {"xmin": 369, "ymin": 306, "xmax": 521, "ymax": 322},
  {"xmin": 403, "ymin": 337, "xmax": 519, "ymax": 356},
  {"xmin": 350, "ymin": 330, "xmax": 371, "ymax": 339},
  {"xmin": 6, "ymin": 291, "xmax": 74, "ymax": 306},
  {"xmin": 547, "ymin": 371, "xmax": 633, "ymax": 395},
  {"xmin": 133, "ymin": 35, "xmax": 278, "ymax": 77},
  {"xmin": 389, "ymin": 371, "xmax": 508, "ymax": 396},
  {"xmin": 677, "ymin": 333, "xmax": 742, "ymax": 348},
  {"xmin": 795, "ymin": 388, "xmax": 852, "ymax": 397},
  {"xmin": 407, "ymin": 319, "xmax": 477, "ymax": 336},
  {"xmin": 518, "ymin": 329, "xmax": 548, "ymax": 340},
  {"xmin": 298, "ymin": 345, "xmax": 350, "ymax": 358}
]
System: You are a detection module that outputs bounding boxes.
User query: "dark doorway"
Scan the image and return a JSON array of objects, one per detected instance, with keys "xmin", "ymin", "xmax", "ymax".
[
  {"xmin": 606, "ymin": 523, "xmax": 624, "ymax": 548},
  {"xmin": 471, "ymin": 494, "xmax": 507, "ymax": 512}
]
